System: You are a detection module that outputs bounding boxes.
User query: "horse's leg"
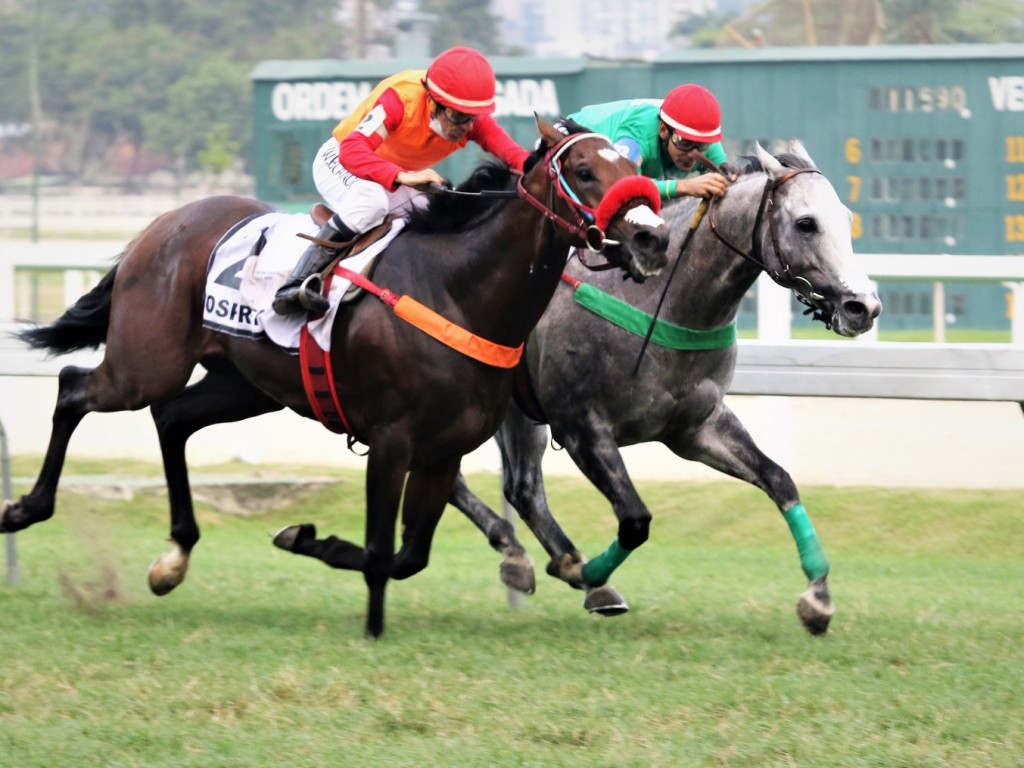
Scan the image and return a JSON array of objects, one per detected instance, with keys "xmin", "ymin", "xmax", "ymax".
[
  {"xmin": 148, "ymin": 366, "xmax": 283, "ymax": 595},
  {"xmin": 360, "ymin": 436, "xmax": 410, "ymax": 638},
  {"xmin": 1, "ymin": 366, "xmax": 93, "ymax": 532},
  {"xmin": 542, "ymin": 414, "xmax": 660, "ymax": 614},
  {"xmin": 272, "ymin": 525, "xmax": 368, "ymax": 570},
  {"xmin": 496, "ymin": 405, "xmax": 628, "ymax": 615},
  {"xmin": 449, "ymin": 469, "xmax": 535, "ymax": 594},
  {"xmin": 671, "ymin": 404, "xmax": 834, "ymax": 635},
  {"xmin": 390, "ymin": 459, "xmax": 461, "ymax": 580}
]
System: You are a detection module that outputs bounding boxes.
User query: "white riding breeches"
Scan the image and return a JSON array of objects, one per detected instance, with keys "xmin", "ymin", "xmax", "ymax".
[{"xmin": 312, "ymin": 137, "xmax": 426, "ymax": 233}]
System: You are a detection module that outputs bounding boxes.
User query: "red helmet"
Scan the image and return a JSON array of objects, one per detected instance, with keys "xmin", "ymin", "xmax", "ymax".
[
  {"xmin": 659, "ymin": 84, "xmax": 722, "ymax": 144},
  {"xmin": 424, "ymin": 46, "xmax": 497, "ymax": 116}
]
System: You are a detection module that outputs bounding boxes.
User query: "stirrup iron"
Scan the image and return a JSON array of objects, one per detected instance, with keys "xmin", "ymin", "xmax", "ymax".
[{"xmin": 297, "ymin": 274, "xmax": 328, "ymax": 312}]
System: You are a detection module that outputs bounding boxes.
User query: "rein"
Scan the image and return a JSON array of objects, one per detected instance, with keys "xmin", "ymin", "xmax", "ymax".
[
  {"xmin": 515, "ymin": 131, "xmax": 620, "ymax": 250},
  {"xmin": 630, "ymin": 148, "xmax": 723, "ymax": 374}
]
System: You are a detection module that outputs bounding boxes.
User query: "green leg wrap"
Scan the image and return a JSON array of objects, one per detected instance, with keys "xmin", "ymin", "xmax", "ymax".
[
  {"xmin": 581, "ymin": 539, "xmax": 632, "ymax": 585},
  {"xmin": 783, "ymin": 503, "xmax": 829, "ymax": 582}
]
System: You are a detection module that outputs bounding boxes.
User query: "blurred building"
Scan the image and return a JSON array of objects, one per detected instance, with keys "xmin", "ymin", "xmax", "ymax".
[{"xmin": 490, "ymin": 0, "xmax": 717, "ymax": 59}]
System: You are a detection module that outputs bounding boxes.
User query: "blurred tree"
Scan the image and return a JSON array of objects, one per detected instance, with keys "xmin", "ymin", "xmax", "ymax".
[
  {"xmin": 883, "ymin": 0, "xmax": 1024, "ymax": 43},
  {"xmin": 0, "ymin": 0, "xmax": 343, "ymax": 185},
  {"xmin": 421, "ymin": 0, "xmax": 499, "ymax": 54},
  {"xmin": 197, "ymin": 124, "xmax": 240, "ymax": 178},
  {"xmin": 671, "ymin": 11, "xmax": 740, "ymax": 49},
  {"xmin": 1, "ymin": 0, "xmax": 1021, "ymax": 188},
  {"xmin": 710, "ymin": 0, "xmax": 1024, "ymax": 47},
  {"xmin": 881, "ymin": 0, "xmax": 961, "ymax": 43},
  {"xmin": 142, "ymin": 56, "xmax": 250, "ymax": 185}
]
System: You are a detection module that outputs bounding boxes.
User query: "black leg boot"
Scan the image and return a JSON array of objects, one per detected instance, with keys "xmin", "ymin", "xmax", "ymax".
[{"xmin": 272, "ymin": 217, "xmax": 357, "ymax": 315}]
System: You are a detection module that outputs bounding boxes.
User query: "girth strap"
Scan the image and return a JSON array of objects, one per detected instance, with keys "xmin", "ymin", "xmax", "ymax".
[{"xmin": 299, "ymin": 323, "xmax": 353, "ymax": 436}]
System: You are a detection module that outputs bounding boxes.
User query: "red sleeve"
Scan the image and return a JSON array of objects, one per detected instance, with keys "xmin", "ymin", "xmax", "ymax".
[
  {"xmin": 337, "ymin": 88, "xmax": 406, "ymax": 189},
  {"xmin": 469, "ymin": 116, "xmax": 529, "ymax": 173}
]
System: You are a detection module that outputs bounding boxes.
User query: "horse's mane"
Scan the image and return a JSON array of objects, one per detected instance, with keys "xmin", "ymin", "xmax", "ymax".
[
  {"xmin": 403, "ymin": 118, "xmax": 591, "ymax": 235},
  {"xmin": 733, "ymin": 151, "xmax": 816, "ymax": 175},
  {"xmin": 661, "ymin": 149, "xmax": 819, "ymax": 225}
]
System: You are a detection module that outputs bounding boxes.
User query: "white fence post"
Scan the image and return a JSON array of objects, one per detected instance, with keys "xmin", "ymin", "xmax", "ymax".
[
  {"xmin": 1006, "ymin": 281, "xmax": 1024, "ymax": 346},
  {"xmin": 755, "ymin": 274, "xmax": 792, "ymax": 465},
  {"xmin": 933, "ymin": 281, "xmax": 946, "ymax": 343},
  {"xmin": 0, "ymin": 253, "xmax": 13, "ymax": 323}
]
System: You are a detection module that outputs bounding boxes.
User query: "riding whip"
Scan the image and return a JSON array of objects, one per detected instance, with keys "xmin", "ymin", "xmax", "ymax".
[
  {"xmin": 630, "ymin": 151, "xmax": 734, "ymax": 377},
  {"xmin": 631, "ymin": 196, "xmax": 708, "ymax": 377}
]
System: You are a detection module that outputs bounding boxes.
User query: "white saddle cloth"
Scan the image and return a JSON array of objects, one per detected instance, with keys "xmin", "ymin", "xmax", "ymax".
[{"xmin": 202, "ymin": 212, "xmax": 404, "ymax": 353}]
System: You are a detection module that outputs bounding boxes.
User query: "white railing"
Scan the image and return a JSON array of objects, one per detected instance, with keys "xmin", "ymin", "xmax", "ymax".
[
  {"xmin": 2, "ymin": 245, "xmax": 1023, "ymax": 402},
  {"xmin": 743, "ymin": 254, "xmax": 1024, "ymax": 403}
]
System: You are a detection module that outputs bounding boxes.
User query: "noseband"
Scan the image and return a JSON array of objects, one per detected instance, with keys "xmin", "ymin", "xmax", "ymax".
[
  {"xmin": 516, "ymin": 132, "xmax": 615, "ymax": 250},
  {"xmin": 707, "ymin": 166, "xmax": 834, "ymax": 326}
]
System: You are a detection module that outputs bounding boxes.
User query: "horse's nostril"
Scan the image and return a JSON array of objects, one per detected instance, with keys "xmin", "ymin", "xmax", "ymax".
[
  {"xmin": 845, "ymin": 296, "xmax": 882, "ymax": 320},
  {"xmin": 845, "ymin": 301, "xmax": 867, "ymax": 319},
  {"xmin": 633, "ymin": 230, "xmax": 669, "ymax": 257}
]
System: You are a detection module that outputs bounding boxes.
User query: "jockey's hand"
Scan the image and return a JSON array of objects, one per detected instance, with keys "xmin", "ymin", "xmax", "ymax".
[
  {"xmin": 676, "ymin": 173, "xmax": 730, "ymax": 199},
  {"xmin": 396, "ymin": 168, "xmax": 447, "ymax": 191}
]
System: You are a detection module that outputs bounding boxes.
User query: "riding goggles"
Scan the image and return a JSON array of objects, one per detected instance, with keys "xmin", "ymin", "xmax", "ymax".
[
  {"xmin": 669, "ymin": 134, "xmax": 710, "ymax": 153},
  {"xmin": 437, "ymin": 103, "xmax": 477, "ymax": 126}
]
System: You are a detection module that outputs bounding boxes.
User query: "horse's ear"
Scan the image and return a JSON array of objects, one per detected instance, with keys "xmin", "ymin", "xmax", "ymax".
[
  {"xmin": 790, "ymin": 139, "xmax": 816, "ymax": 168},
  {"xmin": 535, "ymin": 113, "xmax": 562, "ymax": 148},
  {"xmin": 755, "ymin": 142, "xmax": 783, "ymax": 176}
]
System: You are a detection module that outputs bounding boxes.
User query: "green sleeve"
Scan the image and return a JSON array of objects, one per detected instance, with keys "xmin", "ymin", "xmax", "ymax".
[{"xmin": 703, "ymin": 141, "xmax": 728, "ymax": 167}]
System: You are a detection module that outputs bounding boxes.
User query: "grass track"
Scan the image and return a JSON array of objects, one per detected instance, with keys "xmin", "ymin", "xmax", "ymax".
[{"xmin": 2, "ymin": 459, "xmax": 1021, "ymax": 767}]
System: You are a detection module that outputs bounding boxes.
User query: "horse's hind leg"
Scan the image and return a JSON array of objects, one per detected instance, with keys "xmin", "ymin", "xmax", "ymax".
[
  {"xmin": 148, "ymin": 365, "xmax": 283, "ymax": 595},
  {"xmin": 390, "ymin": 459, "xmax": 462, "ymax": 581},
  {"xmin": 2, "ymin": 366, "xmax": 93, "ymax": 532},
  {"xmin": 674, "ymin": 404, "xmax": 834, "ymax": 635},
  {"xmin": 449, "ymin": 470, "xmax": 536, "ymax": 594}
]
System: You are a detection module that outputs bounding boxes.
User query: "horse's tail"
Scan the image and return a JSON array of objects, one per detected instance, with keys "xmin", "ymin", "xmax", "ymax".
[{"xmin": 16, "ymin": 264, "xmax": 118, "ymax": 355}]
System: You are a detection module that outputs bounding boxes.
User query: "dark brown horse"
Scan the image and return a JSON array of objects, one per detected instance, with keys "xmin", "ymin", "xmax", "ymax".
[{"xmin": 3, "ymin": 118, "xmax": 670, "ymax": 637}]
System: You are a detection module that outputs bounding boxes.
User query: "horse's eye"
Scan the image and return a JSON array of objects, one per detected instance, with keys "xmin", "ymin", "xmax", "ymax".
[
  {"xmin": 574, "ymin": 166, "xmax": 595, "ymax": 184},
  {"xmin": 796, "ymin": 217, "xmax": 818, "ymax": 234}
]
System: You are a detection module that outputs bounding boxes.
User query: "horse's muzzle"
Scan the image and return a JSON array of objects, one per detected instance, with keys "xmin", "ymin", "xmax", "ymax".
[
  {"xmin": 625, "ymin": 226, "xmax": 670, "ymax": 281},
  {"xmin": 832, "ymin": 291, "xmax": 883, "ymax": 337}
]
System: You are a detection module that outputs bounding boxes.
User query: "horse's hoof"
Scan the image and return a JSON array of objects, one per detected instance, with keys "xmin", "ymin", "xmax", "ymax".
[
  {"xmin": 1, "ymin": 499, "xmax": 31, "ymax": 533},
  {"xmin": 584, "ymin": 584, "xmax": 629, "ymax": 616},
  {"xmin": 546, "ymin": 551, "xmax": 585, "ymax": 589},
  {"xmin": 797, "ymin": 576, "xmax": 835, "ymax": 636},
  {"xmin": 273, "ymin": 523, "xmax": 317, "ymax": 553},
  {"xmin": 148, "ymin": 542, "xmax": 190, "ymax": 596},
  {"xmin": 500, "ymin": 554, "xmax": 536, "ymax": 595}
]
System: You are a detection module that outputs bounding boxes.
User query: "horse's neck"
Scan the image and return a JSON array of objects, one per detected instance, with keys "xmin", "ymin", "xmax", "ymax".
[
  {"xmin": 662, "ymin": 191, "xmax": 765, "ymax": 329},
  {"xmin": 436, "ymin": 204, "xmax": 569, "ymax": 346}
]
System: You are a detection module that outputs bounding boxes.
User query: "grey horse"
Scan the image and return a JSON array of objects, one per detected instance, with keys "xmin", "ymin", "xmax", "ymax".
[{"xmin": 450, "ymin": 141, "xmax": 882, "ymax": 635}]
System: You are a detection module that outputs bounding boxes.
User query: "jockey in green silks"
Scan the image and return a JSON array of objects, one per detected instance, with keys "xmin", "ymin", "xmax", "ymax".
[
  {"xmin": 566, "ymin": 83, "xmax": 734, "ymax": 203},
  {"xmin": 571, "ymin": 84, "xmax": 743, "ymax": 588}
]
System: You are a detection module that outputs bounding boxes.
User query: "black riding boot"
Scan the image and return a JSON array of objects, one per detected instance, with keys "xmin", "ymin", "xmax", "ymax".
[{"xmin": 272, "ymin": 216, "xmax": 357, "ymax": 315}]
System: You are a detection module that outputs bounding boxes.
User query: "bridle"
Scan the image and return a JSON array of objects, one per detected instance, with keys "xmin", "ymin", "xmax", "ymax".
[
  {"xmin": 705, "ymin": 164, "xmax": 833, "ymax": 326},
  {"xmin": 516, "ymin": 131, "xmax": 620, "ymax": 252}
]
